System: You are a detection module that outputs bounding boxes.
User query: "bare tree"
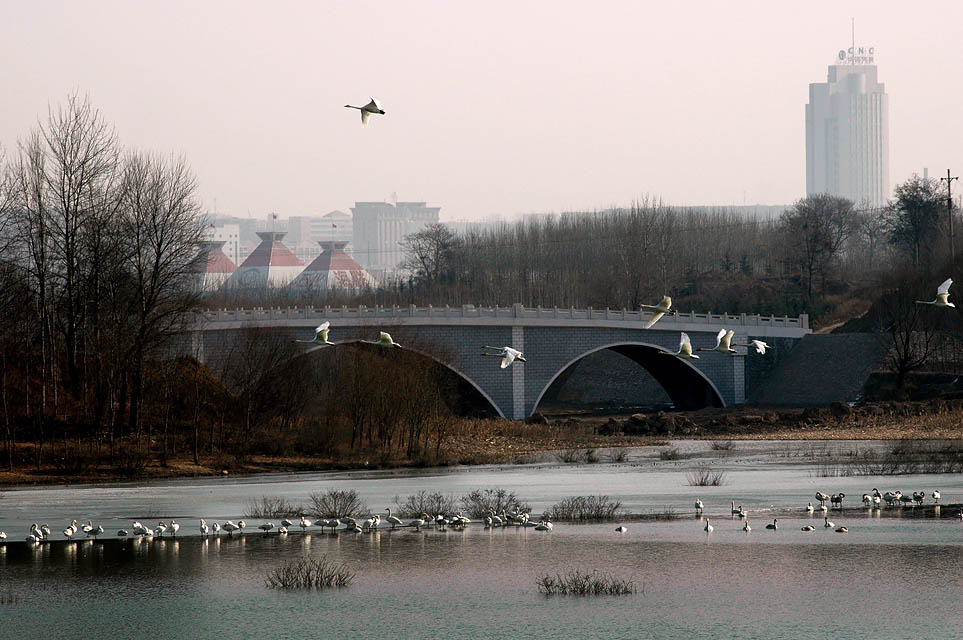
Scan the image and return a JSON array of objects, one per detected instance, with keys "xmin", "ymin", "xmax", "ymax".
[
  {"xmin": 888, "ymin": 174, "xmax": 946, "ymax": 271},
  {"xmin": 877, "ymin": 275, "xmax": 940, "ymax": 388},
  {"xmin": 402, "ymin": 223, "xmax": 459, "ymax": 290},
  {"xmin": 781, "ymin": 194, "xmax": 854, "ymax": 302},
  {"xmin": 117, "ymin": 151, "xmax": 205, "ymax": 433}
]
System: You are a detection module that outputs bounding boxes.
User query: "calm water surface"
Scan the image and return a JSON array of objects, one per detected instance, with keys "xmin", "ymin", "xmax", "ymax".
[{"xmin": 2, "ymin": 440, "xmax": 962, "ymax": 639}]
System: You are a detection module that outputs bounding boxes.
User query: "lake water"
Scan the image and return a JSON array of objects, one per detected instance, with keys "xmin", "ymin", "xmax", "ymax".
[{"xmin": 2, "ymin": 440, "xmax": 962, "ymax": 639}]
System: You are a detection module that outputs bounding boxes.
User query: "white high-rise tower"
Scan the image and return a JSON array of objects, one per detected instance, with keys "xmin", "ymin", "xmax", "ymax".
[{"xmin": 806, "ymin": 45, "xmax": 889, "ymax": 207}]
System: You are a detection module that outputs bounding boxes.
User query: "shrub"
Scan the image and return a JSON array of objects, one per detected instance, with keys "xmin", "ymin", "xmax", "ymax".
[
  {"xmin": 605, "ymin": 448, "xmax": 629, "ymax": 463},
  {"xmin": 460, "ymin": 488, "xmax": 530, "ymax": 519},
  {"xmin": 710, "ymin": 440, "xmax": 735, "ymax": 451},
  {"xmin": 394, "ymin": 490, "xmax": 457, "ymax": 518},
  {"xmin": 557, "ymin": 448, "xmax": 586, "ymax": 463},
  {"xmin": 544, "ymin": 495, "xmax": 622, "ymax": 521},
  {"xmin": 653, "ymin": 506, "xmax": 679, "ymax": 520},
  {"xmin": 309, "ymin": 489, "xmax": 368, "ymax": 519},
  {"xmin": 245, "ymin": 495, "xmax": 305, "ymax": 519},
  {"xmin": 686, "ymin": 464, "xmax": 727, "ymax": 486},
  {"xmin": 536, "ymin": 570, "xmax": 636, "ymax": 596},
  {"xmin": 264, "ymin": 556, "xmax": 354, "ymax": 590}
]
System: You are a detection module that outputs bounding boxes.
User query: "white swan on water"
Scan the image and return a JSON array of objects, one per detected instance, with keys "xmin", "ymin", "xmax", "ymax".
[{"xmin": 385, "ymin": 508, "xmax": 403, "ymax": 530}]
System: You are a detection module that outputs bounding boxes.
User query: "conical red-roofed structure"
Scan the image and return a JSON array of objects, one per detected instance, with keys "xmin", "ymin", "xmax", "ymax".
[
  {"xmin": 224, "ymin": 231, "xmax": 304, "ymax": 289},
  {"xmin": 292, "ymin": 241, "xmax": 374, "ymax": 294},
  {"xmin": 191, "ymin": 241, "xmax": 236, "ymax": 292}
]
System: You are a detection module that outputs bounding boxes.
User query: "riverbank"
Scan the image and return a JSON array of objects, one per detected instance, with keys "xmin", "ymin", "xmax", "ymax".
[{"xmin": 2, "ymin": 399, "xmax": 962, "ymax": 486}]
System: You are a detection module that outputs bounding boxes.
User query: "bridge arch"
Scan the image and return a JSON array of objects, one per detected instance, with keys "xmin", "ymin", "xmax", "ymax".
[
  {"xmin": 292, "ymin": 342, "xmax": 505, "ymax": 418},
  {"xmin": 533, "ymin": 342, "xmax": 727, "ymax": 414}
]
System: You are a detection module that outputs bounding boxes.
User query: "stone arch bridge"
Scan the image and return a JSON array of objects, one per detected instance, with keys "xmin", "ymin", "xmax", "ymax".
[{"xmin": 178, "ymin": 304, "xmax": 809, "ymax": 419}]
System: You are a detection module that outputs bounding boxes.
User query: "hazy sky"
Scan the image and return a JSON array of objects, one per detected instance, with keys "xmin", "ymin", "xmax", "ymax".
[{"xmin": 3, "ymin": 1, "xmax": 962, "ymax": 220}]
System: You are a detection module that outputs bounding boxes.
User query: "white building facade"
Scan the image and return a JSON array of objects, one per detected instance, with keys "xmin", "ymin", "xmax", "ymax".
[
  {"xmin": 351, "ymin": 201, "xmax": 440, "ymax": 274},
  {"xmin": 806, "ymin": 46, "xmax": 889, "ymax": 208}
]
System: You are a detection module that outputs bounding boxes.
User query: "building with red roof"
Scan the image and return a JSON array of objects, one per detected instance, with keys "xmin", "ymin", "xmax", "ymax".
[
  {"xmin": 291, "ymin": 241, "xmax": 374, "ymax": 294},
  {"xmin": 223, "ymin": 231, "xmax": 304, "ymax": 289},
  {"xmin": 191, "ymin": 241, "xmax": 237, "ymax": 292}
]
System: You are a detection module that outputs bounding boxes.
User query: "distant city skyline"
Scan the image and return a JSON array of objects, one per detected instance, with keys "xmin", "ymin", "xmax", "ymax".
[{"xmin": 2, "ymin": 2, "xmax": 961, "ymax": 219}]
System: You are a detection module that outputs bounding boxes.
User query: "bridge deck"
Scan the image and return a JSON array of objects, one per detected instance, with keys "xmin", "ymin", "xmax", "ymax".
[{"xmin": 196, "ymin": 303, "xmax": 809, "ymax": 338}]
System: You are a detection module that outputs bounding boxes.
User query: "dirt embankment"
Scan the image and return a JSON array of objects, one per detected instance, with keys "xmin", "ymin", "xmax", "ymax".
[
  {"xmin": 2, "ymin": 399, "xmax": 963, "ymax": 487},
  {"xmin": 570, "ymin": 396, "xmax": 963, "ymax": 441}
]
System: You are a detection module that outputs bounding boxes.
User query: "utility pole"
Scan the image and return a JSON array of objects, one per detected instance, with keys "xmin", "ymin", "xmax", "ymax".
[{"xmin": 942, "ymin": 169, "xmax": 958, "ymax": 262}]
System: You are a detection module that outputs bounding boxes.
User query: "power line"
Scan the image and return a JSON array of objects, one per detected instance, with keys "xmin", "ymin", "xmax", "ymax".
[{"xmin": 941, "ymin": 169, "xmax": 958, "ymax": 262}]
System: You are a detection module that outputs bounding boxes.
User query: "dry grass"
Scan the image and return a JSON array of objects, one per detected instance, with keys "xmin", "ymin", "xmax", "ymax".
[
  {"xmin": 244, "ymin": 495, "xmax": 305, "ymax": 519},
  {"xmin": 710, "ymin": 440, "xmax": 736, "ymax": 451},
  {"xmin": 537, "ymin": 570, "xmax": 636, "ymax": 596},
  {"xmin": 309, "ymin": 490, "xmax": 368, "ymax": 519},
  {"xmin": 6, "ymin": 408, "xmax": 963, "ymax": 487},
  {"xmin": 394, "ymin": 490, "xmax": 458, "ymax": 519},
  {"xmin": 264, "ymin": 556, "xmax": 354, "ymax": 590},
  {"xmin": 543, "ymin": 495, "xmax": 622, "ymax": 521},
  {"xmin": 659, "ymin": 447, "xmax": 684, "ymax": 460},
  {"xmin": 686, "ymin": 464, "xmax": 728, "ymax": 486},
  {"xmin": 460, "ymin": 487, "xmax": 530, "ymax": 519}
]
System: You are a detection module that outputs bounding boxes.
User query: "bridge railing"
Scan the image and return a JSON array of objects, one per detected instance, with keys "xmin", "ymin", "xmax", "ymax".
[{"xmin": 197, "ymin": 304, "xmax": 809, "ymax": 330}]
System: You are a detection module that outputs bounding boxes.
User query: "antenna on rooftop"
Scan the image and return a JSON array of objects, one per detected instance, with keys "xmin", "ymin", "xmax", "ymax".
[{"xmin": 851, "ymin": 18, "xmax": 855, "ymax": 65}]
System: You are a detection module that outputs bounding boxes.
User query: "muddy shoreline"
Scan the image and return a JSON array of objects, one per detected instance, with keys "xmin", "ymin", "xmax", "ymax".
[{"xmin": 2, "ymin": 400, "xmax": 962, "ymax": 487}]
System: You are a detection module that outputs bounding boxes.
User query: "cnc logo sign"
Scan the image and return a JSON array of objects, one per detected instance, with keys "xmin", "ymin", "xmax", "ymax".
[{"xmin": 838, "ymin": 46, "xmax": 875, "ymax": 64}]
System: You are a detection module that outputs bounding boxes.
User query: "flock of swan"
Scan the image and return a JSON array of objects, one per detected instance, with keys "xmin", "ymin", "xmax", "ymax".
[
  {"xmin": 2, "ymin": 280, "xmax": 954, "ymax": 546},
  {"xmin": 3, "ymin": 485, "xmax": 957, "ymax": 544},
  {"xmin": 691, "ymin": 487, "xmax": 956, "ymax": 537},
  {"xmin": 4, "ymin": 507, "xmax": 556, "ymax": 544},
  {"xmin": 289, "ymin": 278, "xmax": 954, "ymax": 369}
]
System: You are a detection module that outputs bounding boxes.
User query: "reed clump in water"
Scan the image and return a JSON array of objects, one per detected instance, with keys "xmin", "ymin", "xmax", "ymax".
[
  {"xmin": 659, "ymin": 447, "xmax": 684, "ymax": 460},
  {"xmin": 536, "ymin": 570, "xmax": 636, "ymax": 596},
  {"xmin": 460, "ymin": 488, "xmax": 530, "ymax": 519},
  {"xmin": 710, "ymin": 440, "xmax": 736, "ymax": 451},
  {"xmin": 393, "ymin": 490, "xmax": 458, "ymax": 518},
  {"xmin": 543, "ymin": 495, "xmax": 623, "ymax": 521},
  {"xmin": 244, "ymin": 495, "xmax": 305, "ymax": 519},
  {"xmin": 264, "ymin": 556, "xmax": 355, "ymax": 590},
  {"xmin": 812, "ymin": 439, "xmax": 963, "ymax": 476},
  {"xmin": 686, "ymin": 463, "xmax": 727, "ymax": 486},
  {"xmin": 309, "ymin": 489, "xmax": 369, "ymax": 519}
]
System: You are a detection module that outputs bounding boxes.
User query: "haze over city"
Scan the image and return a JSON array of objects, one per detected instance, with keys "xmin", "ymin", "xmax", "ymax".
[{"xmin": 3, "ymin": 1, "xmax": 961, "ymax": 220}]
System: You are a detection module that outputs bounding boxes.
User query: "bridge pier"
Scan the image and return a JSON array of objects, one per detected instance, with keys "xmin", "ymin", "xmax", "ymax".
[{"xmin": 511, "ymin": 325, "xmax": 526, "ymax": 419}]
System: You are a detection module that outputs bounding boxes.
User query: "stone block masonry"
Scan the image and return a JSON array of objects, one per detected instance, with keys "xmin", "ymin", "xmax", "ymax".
[{"xmin": 178, "ymin": 304, "xmax": 808, "ymax": 419}]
